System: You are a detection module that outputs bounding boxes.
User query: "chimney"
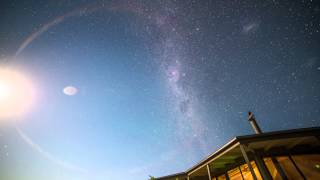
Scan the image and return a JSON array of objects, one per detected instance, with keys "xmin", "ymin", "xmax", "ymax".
[{"xmin": 248, "ymin": 111, "xmax": 262, "ymax": 134}]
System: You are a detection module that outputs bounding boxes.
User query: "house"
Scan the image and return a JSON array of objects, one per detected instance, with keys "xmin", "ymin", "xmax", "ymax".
[{"xmin": 154, "ymin": 113, "xmax": 320, "ymax": 180}]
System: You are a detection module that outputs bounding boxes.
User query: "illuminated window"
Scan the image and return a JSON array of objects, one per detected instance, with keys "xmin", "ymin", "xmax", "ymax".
[
  {"xmin": 263, "ymin": 157, "xmax": 282, "ymax": 180},
  {"xmin": 251, "ymin": 161, "xmax": 263, "ymax": 180},
  {"xmin": 240, "ymin": 163, "xmax": 252, "ymax": 179},
  {"xmin": 217, "ymin": 174, "xmax": 227, "ymax": 180},
  {"xmin": 239, "ymin": 162, "xmax": 263, "ymax": 180},
  {"xmin": 228, "ymin": 167, "xmax": 243, "ymax": 180},
  {"xmin": 292, "ymin": 154, "xmax": 320, "ymax": 179},
  {"xmin": 276, "ymin": 156, "xmax": 303, "ymax": 179}
]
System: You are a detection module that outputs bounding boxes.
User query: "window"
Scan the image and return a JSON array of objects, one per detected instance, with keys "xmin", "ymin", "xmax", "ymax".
[
  {"xmin": 214, "ymin": 161, "xmax": 264, "ymax": 180},
  {"xmin": 217, "ymin": 174, "xmax": 227, "ymax": 180},
  {"xmin": 251, "ymin": 161, "xmax": 263, "ymax": 180},
  {"xmin": 276, "ymin": 156, "xmax": 304, "ymax": 180},
  {"xmin": 240, "ymin": 163, "xmax": 252, "ymax": 179},
  {"xmin": 239, "ymin": 162, "xmax": 262, "ymax": 180},
  {"xmin": 228, "ymin": 167, "xmax": 243, "ymax": 180},
  {"xmin": 264, "ymin": 157, "xmax": 285, "ymax": 179},
  {"xmin": 292, "ymin": 154, "xmax": 320, "ymax": 179},
  {"xmin": 263, "ymin": 157, "xmax": 282, "ymax": 180}
]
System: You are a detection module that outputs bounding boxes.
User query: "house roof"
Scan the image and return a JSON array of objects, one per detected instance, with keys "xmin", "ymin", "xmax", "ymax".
[
  {"xmin": 154, "ymin": 172, "xmax": 186, "ymax": 180},
  {"xmin": 155, "ymin": 126, "xmax": 320, "ymax": 179}
]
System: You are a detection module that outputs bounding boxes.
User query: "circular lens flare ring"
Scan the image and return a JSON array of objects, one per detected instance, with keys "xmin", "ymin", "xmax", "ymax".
[{"xmin": 0, "ymin": 68, "xmax": 35, "ymax": 120}]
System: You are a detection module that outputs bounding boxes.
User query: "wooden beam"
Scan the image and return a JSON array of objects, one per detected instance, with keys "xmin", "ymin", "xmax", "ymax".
[
  {"xmin": 271, "ymin": 157, "xmax": 288, "ymax": 180},
  {"xmin": 245, "ymin": 147, "xmax": 272, "ymax": 180},
  {"xmin": 206, "ymin": 164, "xmax": 212, "ymax": 180},
  {"xmin": 253, "ymin": 153, "xmax": 272, "ymax": 180},
  {"xmin": 288, "ymin": 155, "xmax": 306, "ymax": 180},
  {"xmin": 239, "ymin": 144, "xmax": 257, "ymax": 180},
  {"xmin": 238, "ymin": 166, "xmax": 245, "ymax": 180},
  {"xmin": 262, "ymin": 145, "xmax": 320, "ymax": 157},
  {"xmin": 187, "ymin": 142, "xmax": 240, "ymax": 176},
  {"xmin": 287, "ymin": 137, "xmax": 307, "ymax": 149}
]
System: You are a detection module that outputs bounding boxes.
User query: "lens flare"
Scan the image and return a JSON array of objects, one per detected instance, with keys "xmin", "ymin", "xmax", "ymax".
[{"xmin": 0, "ymin": 68, "xmax": 35, "ymax": 120}]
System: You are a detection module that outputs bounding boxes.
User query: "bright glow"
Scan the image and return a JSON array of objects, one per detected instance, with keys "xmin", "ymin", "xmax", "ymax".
[
  {"xmin": 63, "ymin": 86, "xmax": 78, "ymax": 96},
  {"xmin": 0, "ymin": 81, "xmax": 12, "ymax": 100},
  {"xmin": 0, "ymin": 68, "xmax": 35, "ymax": 120}
]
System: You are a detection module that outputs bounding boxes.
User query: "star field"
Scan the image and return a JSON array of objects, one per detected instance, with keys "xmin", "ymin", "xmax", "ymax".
[{"xmin": 0, "ymin": 0, "xmax": 320, "ymax": 180}]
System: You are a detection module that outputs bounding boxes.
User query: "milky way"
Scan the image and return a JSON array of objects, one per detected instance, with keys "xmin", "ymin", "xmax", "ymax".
[
  {"xmin": 9, "ymin": 0, "xmax": 210, "ymax": 176},
  {"xmin": 1, "ymin": 1, "xmax": 320, "ymax": 180}
]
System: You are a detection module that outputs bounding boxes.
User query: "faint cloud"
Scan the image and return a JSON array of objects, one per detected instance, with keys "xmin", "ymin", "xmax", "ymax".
[{"xmin": 241, "ymin": 22, "xmax": 260, "ymax": 34}]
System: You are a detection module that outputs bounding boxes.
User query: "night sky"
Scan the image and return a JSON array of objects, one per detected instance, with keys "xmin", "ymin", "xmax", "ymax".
[{"xmin": 0, "ymin": 0, "xmax": 320, "ymax": 180}]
